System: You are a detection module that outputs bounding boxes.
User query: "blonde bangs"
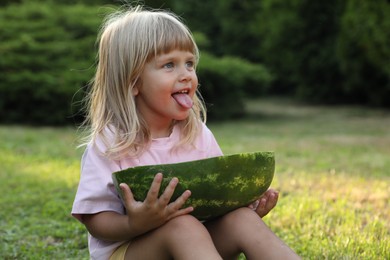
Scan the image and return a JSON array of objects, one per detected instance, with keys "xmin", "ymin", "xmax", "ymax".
[{"xmin": 140, "ymin": 12, "xmax": 199, "ymax": 63}]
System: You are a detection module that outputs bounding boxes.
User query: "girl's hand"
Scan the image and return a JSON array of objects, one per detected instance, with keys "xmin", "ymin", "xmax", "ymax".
[
  {"xmin": 119, "ymin": 173, "xmax": 193, "ymax": 236},
  {"xmin": 249, "ymin": 188, "xmax": 279, "ymax": 218}
]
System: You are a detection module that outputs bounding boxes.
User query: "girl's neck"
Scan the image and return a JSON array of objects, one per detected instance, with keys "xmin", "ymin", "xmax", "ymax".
[{"xmin": 150, "ymin": 121, "xmax": 175, "ymax": 139}]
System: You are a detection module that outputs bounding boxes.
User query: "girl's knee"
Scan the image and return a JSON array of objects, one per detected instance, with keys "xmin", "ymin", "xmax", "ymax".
[
  {"xmin": 224, "ymin": 207, "xmax": 261, "ymax": 224},
  {"xmin": 161, "ymin": 215, "xmax": 216, "ymax": 249},
  {"xmin": 163, "ymin": 215, "xmax": 209, "ymax": 237},
  {"xmin": 216, "ymin": 207, "xmax": 269, "ymax": 234}
]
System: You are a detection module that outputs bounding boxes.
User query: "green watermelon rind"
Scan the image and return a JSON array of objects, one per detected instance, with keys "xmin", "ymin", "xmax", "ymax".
[{"xmin": 112, "ymin": 151, "xmax": 275, "ymax": 221}]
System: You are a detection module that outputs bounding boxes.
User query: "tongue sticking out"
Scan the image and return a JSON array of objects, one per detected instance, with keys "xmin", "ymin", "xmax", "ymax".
[{"xmin": 172, "ymin": 93, "xmax": 193, "ymax": 109}]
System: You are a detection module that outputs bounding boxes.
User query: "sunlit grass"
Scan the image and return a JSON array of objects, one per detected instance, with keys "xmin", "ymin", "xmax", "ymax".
[
  {"xmin": 0, "ymin": 98, "xmax": 389, "ymax": 259},
  {"xmin": 0, "ymin": 127, "xmax": 87, "ymax": 259},
  {"xmin": 211, "ymin": 98, "xmax": 390, "ymax": 259}
]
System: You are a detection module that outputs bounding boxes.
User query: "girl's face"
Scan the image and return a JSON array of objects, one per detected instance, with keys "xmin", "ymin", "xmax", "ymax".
[{"xmin": 134, "ymin": 50, "xmax": 198, "ymax": 137}]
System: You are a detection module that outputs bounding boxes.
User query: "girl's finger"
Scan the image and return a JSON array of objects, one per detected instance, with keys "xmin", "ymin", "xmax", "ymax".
[
  {"xmin": 120, "ymin": 183, "xmax": 135, "ymax": 209},
  {"xmin": 166, "ymin": 190, "xmax": 193, "ymax": 219},
  {"xmin": 168, "ymin": 206, "xmax": 194, "ymax": 220},
  {"xmin": 144, "ymin": 173, "xmax": 163, "ymax": 203},
  {"xmin": 159, "ymin": 177, "xmax": 179, "ymax": 206},
  {"xmin": 168, "ymin": 189, "xmax": 192, "ymax": 212}
]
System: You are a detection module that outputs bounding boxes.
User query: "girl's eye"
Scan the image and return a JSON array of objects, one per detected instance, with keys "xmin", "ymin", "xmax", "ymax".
[
  {"xmin": 186, "ymin": 61, "xmax": 194, "ymax": 69},
  {"xmin": 163, "ymin": 62, "xmax": 174, "ymax": 69}
]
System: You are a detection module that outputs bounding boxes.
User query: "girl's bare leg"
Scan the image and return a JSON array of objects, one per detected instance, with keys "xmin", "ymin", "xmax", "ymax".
[
  {"xmin": 205, "ymin": 207, "xmax": 300, "ymax": 260},
  {"xmin": 124, "ymin": 214, "xmax": 222, "ymax": 260}
]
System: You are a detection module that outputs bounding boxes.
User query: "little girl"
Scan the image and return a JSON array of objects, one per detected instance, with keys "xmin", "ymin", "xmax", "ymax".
[{"xmin": 72, "ymin": 5, "xmax": 300, "ymax": 260}]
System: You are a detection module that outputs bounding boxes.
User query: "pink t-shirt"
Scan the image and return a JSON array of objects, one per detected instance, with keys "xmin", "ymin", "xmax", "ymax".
[{"xmin": 71, "ymin": 123, "xmax": 223, "ymax": 259}]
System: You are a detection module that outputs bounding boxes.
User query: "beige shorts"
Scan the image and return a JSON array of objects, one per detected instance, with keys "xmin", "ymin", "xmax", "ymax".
[{"xmin": 110, "ymin": 242, "xmax": 131, "ymax": 260}]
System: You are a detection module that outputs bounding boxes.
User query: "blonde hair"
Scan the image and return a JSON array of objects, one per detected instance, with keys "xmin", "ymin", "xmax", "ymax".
[{"xmin": 82, "ymin": 6, "xmax": 206, "ymax": 159}]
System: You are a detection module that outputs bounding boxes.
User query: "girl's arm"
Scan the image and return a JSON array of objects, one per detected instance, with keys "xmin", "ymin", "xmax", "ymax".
[
  {"xmin": 83, "ymin": 211, "xmax": 139, "ymax": 241},
  {"xmin": 83, "ymin": 173, "xmax": 193, "ymax": 242}
]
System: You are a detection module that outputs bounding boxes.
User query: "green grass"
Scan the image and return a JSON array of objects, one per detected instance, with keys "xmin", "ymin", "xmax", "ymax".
[
  {"xmin": 1, "ymin": 98, "xmax": 389, "ymax": 259},
  {"xmin": 0, "ymin": 127, "xmax": 87, "ymax": 259}
]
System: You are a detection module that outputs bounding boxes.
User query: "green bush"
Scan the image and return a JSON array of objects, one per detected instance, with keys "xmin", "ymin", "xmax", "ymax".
[
  {"xmin": 292, "ymin": 0, "xmax": 346, "ymax": 103},
  {"xmin": 0, "ymin": 2, "xmax": 273, "ymax": 124},
  {"xmin": 336, "ymin": 0, "xmax": 390, "ymax": 106},
  {"xmin": 197, "ymin": 53, "xmax": 273, "ymax": 119},
  {"xmin": 254, "ymin": 0, "xmax": 390, "ymax": 106},
  {"xmin": 6, "ymin": 1, "xmax": 390, "ymax": 126},
  {"xmin": 255, "ymin": 0, "xmax": 346, "ymax": 100},
  {"xmin": 0, "ymin": 3, "xmax": 105, "ymax": 124}
]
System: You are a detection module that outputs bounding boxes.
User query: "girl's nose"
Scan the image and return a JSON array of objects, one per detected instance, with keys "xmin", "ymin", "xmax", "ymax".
[{"xmin": 179, "ymin": 65, "xmax": 192, "ymax": 82}]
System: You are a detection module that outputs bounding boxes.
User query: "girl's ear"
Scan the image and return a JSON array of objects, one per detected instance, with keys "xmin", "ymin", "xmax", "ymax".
[
  {"xmin": 132, "ymin": 86, "xmax": 139, "ymax": 96},
  {"xmin": 132, "ymin": 79, "xmax": 140, "ymax": 96}
]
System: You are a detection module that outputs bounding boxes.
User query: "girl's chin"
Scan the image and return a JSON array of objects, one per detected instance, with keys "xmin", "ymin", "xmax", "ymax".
[{"xmin": 174, "ymin": 111, "xmax": 191, "ymax": 121}]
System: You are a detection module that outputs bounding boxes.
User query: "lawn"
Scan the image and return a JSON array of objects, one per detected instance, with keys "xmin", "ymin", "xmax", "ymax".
[{"xmin": 0, "ymin": 98, "xmax": 389, "ymax": 259}]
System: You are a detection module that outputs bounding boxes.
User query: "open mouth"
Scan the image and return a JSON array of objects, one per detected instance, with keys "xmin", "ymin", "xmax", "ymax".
[
  {"xmin": 173, "ymin": 90, "xmax": 189, "ymax": 95},
  {"xmin": 172, "ymin": 89, "xmax": 193, "ymax": 109}
]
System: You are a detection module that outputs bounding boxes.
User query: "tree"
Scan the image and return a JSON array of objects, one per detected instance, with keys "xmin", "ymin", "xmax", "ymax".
[{"xmin": 337, "ymin": 0, "xmax": 390, "ymax": 106}]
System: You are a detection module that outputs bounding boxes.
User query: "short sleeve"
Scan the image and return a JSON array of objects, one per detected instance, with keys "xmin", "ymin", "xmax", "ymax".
[{"xmin": 71, "ymin": 142, "xmax": 124, "ymax": 223}]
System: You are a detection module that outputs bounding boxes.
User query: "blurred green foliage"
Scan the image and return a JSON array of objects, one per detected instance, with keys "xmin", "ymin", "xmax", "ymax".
[
  {"xmin": 0, "ymin": 0, "xmax": 272, "ymax": 124},
  {"xmin": 0, "ymin": 2, "xmax": 103, "ymax": 124},
  {"xmin": 336, "ymin": 0, "xmax": 390, "ymax": 106},
  {"xmin": 175, "ymin": 0, "xmax": 390, "ymax": 107},
  {"xmin": 198, "ymin": 53, "xmax": 273, "ymax": 119},
  {"xmin": 257, "ymin": 0, "xmax": 346, "ymax": 102},
  {"xmin": 0, "ymin": 0, "xmax": 389, "ymax": 125},
  {"xmin": 256, "ymin": 0, "xmax": 390, "ymax": 106}
]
